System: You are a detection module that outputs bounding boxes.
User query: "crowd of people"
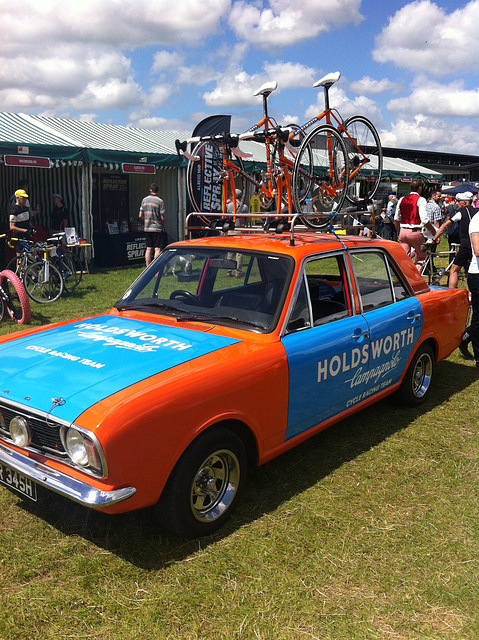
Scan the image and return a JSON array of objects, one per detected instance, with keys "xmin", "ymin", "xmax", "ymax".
[{"xmin": 371, "ymin": 180, "xmax": 479, "ymax": 367}]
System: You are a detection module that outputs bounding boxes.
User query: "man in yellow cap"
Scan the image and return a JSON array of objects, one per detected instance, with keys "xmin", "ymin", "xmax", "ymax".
[{"xmin": 9, "ymin": 189, "xmax": 36, "ymax": 257}]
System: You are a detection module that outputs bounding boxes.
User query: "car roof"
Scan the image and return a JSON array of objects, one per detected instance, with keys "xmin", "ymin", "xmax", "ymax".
[
  {"xmin": 168, "ymin": 231, "xmax": 429, "ymax": 294},
  {"xmin": 170, "ymin": 231, "xmax": 381, "ymax": 256}
]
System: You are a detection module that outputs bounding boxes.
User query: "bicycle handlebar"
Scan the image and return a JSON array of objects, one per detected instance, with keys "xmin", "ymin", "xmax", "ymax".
[{"xmin": 176, "ymin": 125, "xmax": 295, "ymax": 163}]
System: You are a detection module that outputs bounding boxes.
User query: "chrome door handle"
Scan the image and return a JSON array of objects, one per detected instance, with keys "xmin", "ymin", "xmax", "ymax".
[
  {"xmin": 352, "ymin": 330, "xmax": 369, "ymax": 340},
  {"xmin": 407, "ymin": 312, "xmax": 421, "ymax": 323}
]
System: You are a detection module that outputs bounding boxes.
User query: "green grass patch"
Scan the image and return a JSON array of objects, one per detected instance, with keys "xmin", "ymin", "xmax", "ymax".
[
  {"xmin": 0, "ymin": 265, "xmax": 144, "ymax": 336},
  {"xmin": 0, "ymin": 264, "xmax": 478, "ymax": 639}
]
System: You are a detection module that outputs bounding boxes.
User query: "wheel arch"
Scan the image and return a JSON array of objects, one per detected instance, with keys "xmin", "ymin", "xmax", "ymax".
[{"xmin": 171, "ymin": 417, "xmax": 259, "ymax": 476}]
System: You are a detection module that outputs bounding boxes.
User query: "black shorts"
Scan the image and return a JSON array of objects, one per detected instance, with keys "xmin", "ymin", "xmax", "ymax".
[
  {"xmin": 453, "ymin": 243, "xmax": 472, "ymax": 268},
  {"xmin": 144, "ymin": 231, "xmax": 165, "ymax": 249}
]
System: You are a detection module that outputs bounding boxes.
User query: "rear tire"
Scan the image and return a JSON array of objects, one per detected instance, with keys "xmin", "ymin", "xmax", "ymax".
[
  {"xmin": 396, "ymin": 343, "xmax": 435, "ymax": 407},
  {"xmin": 0, "ymin": 270, "xmax": 31, "ymax": 324},
  {"xmin": 342, "ymin": 115, "xmax": 383, "ymax": 205},
  {"xmin": 292, "ymin": 124, "xmax": 348, "ymax": 229},
  {"xmin": 159, "ymin": 427, "xmax": 247, "ymax": 538},
  {"xmin": 54, "ymin": 252, "xmax": 83, "ymax": 293}
]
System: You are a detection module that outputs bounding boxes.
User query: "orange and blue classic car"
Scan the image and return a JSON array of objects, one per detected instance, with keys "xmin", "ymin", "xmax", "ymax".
[{"xmin": 0, "ymin": 229, "xmax": 469, "ymax": 536}]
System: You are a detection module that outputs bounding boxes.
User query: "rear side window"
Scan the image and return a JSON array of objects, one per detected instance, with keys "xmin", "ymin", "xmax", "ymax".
[{"xmin": 350, "ymin": 251, "xmax": 410, "ymax": 312}]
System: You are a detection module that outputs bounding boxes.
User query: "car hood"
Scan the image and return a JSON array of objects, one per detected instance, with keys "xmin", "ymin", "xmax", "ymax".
[{"xmin": 0, "ymin": 315, "xmax": 239, "ymax": 423}]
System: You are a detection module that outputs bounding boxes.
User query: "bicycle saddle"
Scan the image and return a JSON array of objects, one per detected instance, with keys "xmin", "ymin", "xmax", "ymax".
[
  {"xmin": 313, "ymin": 71, "xmax": 341, "ymax": 88},
  {"xmin": 253, "ymin": 81, "xmax": 278, "ymax": 97}
]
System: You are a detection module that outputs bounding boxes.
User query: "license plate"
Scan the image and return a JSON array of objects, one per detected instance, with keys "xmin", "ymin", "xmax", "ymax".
[{"xmin": 0, "ymin": 462, "xmax": 37, "ymax": 501}]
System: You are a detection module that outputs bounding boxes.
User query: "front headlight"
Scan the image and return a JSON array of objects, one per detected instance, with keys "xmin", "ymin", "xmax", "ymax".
[
  {"xmin": 9, "ymin": 416, "xmax": 32, "ymax": 448},
  {"xmin": 65, "ymin": 428, "xmax": 89, "ymax": 465},
  {"xmin": 61, "ymin": 427, "xmax": 103, "ymax": 474}
]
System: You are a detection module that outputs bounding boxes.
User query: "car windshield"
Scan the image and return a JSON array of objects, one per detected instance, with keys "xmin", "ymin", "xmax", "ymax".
[{"xmin": 115, "ymin": 247, "xmax": 293, "ymax": 332}]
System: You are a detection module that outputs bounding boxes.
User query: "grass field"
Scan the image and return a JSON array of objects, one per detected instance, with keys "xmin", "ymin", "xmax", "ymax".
[{"xmin": 0, "ymin": 265, "xmax": 478, "ymax": 640}]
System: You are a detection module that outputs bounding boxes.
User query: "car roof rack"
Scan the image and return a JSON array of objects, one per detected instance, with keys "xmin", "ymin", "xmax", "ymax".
[{"xmin": 185, "ymin": 206, "xmax": 378, "ymax": 246}]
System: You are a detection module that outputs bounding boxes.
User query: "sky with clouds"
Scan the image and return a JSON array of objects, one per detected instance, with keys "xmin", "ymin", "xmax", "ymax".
[{"xmin": 0, "ymin": 0, "xmax": 478, "ymax": 154}]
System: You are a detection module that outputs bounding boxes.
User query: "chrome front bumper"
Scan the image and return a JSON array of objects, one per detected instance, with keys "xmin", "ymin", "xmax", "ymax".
[{"xmin": 0, "ymin": 442, "xmax": 136, "ymax": 508}]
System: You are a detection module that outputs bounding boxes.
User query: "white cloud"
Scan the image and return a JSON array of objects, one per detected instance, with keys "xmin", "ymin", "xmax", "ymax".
[
  {"xmin": 0, "ymin": 0, "xmax": 230, "ymax": 115},
  {"xmin": 387, "ymin": 77, "xmax": 479, "ymax": 118},
  {"xmin": 0, "ymin": 0, "xmax": 231, "ymax": 50},
  {"xmin": 349, "ymin": 76, "xmax": 401, "ymax": 96},
  {"xmin": 263, "ymin": 62, "xmax": 316, "ymax": 88},
  {"xmin": 380, "ymin": 115, "xmax": 478, "ymax": 154},
  {"xmin": 71, "ymin": 78, "xmax": 142, "ymax": 111},
  {"xmin": 203, "ymin": 71, "xmax": 262, "ymax": 107},
  {"xmin": 229, "ymin": 0, "xmax": 363, "ymax": 48},
  {"xmin": 373, "ymin": 0, "xmax": 479, "ymax": 76},
  {"xmin": 176, "ymin": 65, "xmax": 219, "ymax": 87},
  {"xmin": 152, "ymin": 51, "xmax": 185, "ymax": 73},
  {"xmin": 203, "ymin": 60, "xmax": 317, "ymax": 108},
  {"xmin": 304, "ymin": 87, "xmax": 384, "ymax": 126}
]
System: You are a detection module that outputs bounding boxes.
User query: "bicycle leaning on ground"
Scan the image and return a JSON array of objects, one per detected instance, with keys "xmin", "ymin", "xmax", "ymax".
[
  {"xmin": 0, "ymin": 235, "xmax": 31, "ymax": 324},
  {"xmin": 8, "ymin": 238, "xmax": 64, "ymax": 304},
  {"xmin": 291, "ymin": 71, "xmax": 383, "ymax": 229},
  {"xmin": 420, "ymin": 241, "xmax": 466, "ymax": 287},
  {"xmin": 49, "ymin": 233, "xmax": 83, "ymax": 293}
]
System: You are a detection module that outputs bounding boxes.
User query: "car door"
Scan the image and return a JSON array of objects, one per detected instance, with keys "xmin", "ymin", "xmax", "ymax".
[
  {"xmin": 348, "ymin": 249, "xmax": 422, "ymax": 396},
  {"xmin": 282, "ymin": 252, "xmax": 370, "ymax": 441}
]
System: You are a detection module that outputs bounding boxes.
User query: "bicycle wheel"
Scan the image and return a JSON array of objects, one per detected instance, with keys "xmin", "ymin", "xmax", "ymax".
[
  {"xmin": 54, "ymin": 252, "xmax": 83, "ymax": 293},
  {"xmin": 292, "ymin": 124, "xmax": 349, "ymax": 229},
  {"xmin": 6, "ymin": 257, "xmax": 19, "ymax": 274},
  {"xmin": 0, "ymin": 269, "xmax": 31, "ymax": 324},
  {"xmin": 283, "ymin": 123, "xmax": 311, "ymax": 215},
  {"xmin": 6, "ymin": 253, "xmax": 35, "ymax": 278},
  {"xmin": 187, "ymin": 139, "xmax": 246, "ymax": 217},
  {"xmin": 24, "ymin": 260, "xmax": 63, "ymax": 303},
  {"xmin": 342, "ymin": 115, "xmax": 383, "ymax": 205}
]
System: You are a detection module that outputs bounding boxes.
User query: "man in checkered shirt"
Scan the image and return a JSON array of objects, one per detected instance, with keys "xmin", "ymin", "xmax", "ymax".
[{"xmin": 426, "ymin": 189, "xmax": 443, "ymax": 229}]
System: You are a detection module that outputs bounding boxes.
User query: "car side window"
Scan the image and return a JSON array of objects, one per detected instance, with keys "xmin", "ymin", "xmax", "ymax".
[
  {"xmin": 351, "ymin": 251, "xmax": 408, "ymax": 311},
  {"xmin": 286, "ymin": 277, "xmax": 311, "ymax": 332},
  {"xmin": 305, "ymin": 255, "xmax": 350, "ymax": 325},
  {"xmin": 287, "ymin": 254, "xmax": 350, "ymax": 332},
  {"xmin": 390, "ymin": 268, "xmax": 410, "ymax": 301}
]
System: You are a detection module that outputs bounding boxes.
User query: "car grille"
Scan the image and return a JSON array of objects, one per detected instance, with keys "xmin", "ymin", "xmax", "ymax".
[{"xmin": 0, "ymin": 401, "xmax": 67, "ymax": 458}]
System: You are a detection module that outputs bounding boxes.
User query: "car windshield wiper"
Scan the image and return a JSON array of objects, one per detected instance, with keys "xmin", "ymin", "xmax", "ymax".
[
  {"xmin": 176, "ymin": 312, "xmax": 264, "ymax": 329},
  {"xmin": 116, "ymin": 301, "xmax": 177, "ymax": 313}
]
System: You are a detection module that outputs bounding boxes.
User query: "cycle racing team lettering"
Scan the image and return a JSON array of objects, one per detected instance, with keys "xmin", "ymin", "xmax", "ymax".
[{"xmin": 317, "ymin": 326, "xmax": 415, "ymax": 385}]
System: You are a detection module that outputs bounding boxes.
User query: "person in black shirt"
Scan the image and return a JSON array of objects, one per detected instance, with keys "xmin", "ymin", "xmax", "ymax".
[
  {"xmin": 433, "ymin": 192, "xmax": 477, "ymax": 288},
  {"xmin": 50, "ymin": 194, "xmax": 69, "ymax": 235}
]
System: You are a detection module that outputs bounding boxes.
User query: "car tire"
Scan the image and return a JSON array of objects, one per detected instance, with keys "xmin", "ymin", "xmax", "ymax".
[
  {"xmin": 159, "ymin": 427, "xmax": 247, "ymax": 538},
  {"xmin": 396, "ymin": 343, "xmax": 435, "ymax": 407}
]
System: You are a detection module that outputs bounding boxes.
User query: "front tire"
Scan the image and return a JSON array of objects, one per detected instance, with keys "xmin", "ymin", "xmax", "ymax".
[
  {"xmin": 396, "ymin": 343, "xmax": 435, "ymax": 406},
  {"xmin": 24, "ymin": 260, "xmax": 63, "ymax": 303},
  {"xmin": 159, "ymin": 427, "xmax": 247, "ymax": 538}
]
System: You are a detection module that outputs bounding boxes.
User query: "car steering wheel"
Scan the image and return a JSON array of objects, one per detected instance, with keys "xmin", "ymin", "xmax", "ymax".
[{"xmin": 170, "ymin": 290, "xmax": 200, "ymax": 305}]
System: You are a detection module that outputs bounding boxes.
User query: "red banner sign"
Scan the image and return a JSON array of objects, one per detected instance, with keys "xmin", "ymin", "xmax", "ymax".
[
  {"xmin": 4, "ymin": 155, "xmax": 51, "ymax": 168},
  {"xmin": 122, "ymin": 163, "xmax": 155, "ymax": 174}
]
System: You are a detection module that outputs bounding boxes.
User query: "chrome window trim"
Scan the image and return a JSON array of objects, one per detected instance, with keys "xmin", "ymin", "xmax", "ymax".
[{"xmin": 281, "ymin": 249, "xmax": 356, "ymax": 336}]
